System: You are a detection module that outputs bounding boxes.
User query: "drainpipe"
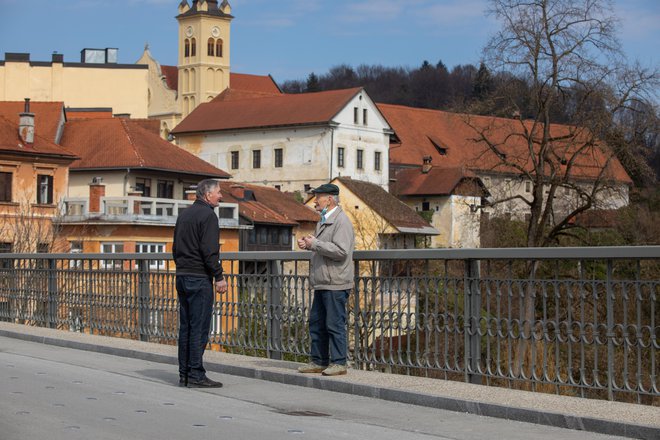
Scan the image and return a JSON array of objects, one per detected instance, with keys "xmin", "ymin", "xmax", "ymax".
[
  {"xmin": 329, "ymin": 127, "xmax": 334, "ymax": 181},
  {"xmin": 124, "ymin": 168, "xmax": 131, "ymax": 196}
]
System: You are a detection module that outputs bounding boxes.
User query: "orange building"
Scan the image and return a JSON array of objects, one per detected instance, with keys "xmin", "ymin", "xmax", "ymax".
[{"xmin": 0, "ymin": 100, "xmax": 77, "ymax": 253}]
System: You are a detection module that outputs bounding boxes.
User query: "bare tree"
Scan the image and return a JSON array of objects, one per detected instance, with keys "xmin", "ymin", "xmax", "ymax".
[
  {"xmin": 478, "ymin": 0, "xmax": 658, "ymax": 248},
  {"xmin": 473, "ymin": 0, "xmax": 658, "ymax": 381}
]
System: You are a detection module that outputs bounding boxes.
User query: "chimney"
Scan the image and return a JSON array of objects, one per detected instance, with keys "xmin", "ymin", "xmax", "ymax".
[
  {"xmin": 422, "ymin": 155, "xmax": 433, "ymax": 174},
  {"xmin": 89, "ymin": 178, "xmax": 106, "ymax": 213},
  {"xmin": 19, "ymin": 98, "xmax": 35, "ymax": 144},
  {"xmin": 230, "ymin": 184, "xmax": 245, "ymax": 200}
]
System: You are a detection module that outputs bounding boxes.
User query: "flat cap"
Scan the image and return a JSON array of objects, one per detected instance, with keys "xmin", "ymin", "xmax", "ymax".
[{"xmin": 310, "ymin": 183, "xmax": 339, "ymax": 195}]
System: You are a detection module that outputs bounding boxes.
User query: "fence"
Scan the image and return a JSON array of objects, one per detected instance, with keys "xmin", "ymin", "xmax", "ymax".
[{"xmin": 0, "ymin": 247, "xmax": 658, "ymax": 404}]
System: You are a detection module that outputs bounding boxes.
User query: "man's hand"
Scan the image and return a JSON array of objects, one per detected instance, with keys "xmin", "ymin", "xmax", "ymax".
[
  {"xmin": 215, "ymin": 279, "xmax": 228, "ymax": 293},
  {"xmin": 297, "ymin": 237, "xmax": 307, "ymax": 250},
  {"xmin": 302, "ymin": 235, "xmax": 315, "ymax": 249}
]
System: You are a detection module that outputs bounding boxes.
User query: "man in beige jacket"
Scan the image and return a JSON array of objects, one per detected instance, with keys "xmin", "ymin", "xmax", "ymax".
[{"xmin": 297, "ymin": 183, "xmax": 355, "ymax": 376}]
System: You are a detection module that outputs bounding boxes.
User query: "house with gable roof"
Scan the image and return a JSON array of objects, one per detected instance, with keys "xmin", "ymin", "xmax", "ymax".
[
  {"xmin": 0, "ymin": 100, "xmax": 78, "ymax": 253},
  {"xmin": 171, "ymin": 87, "xmax": 393, "ymax": 196},
  {"xmin": 56, "ymin": 115, "xmax": 241, "ymax": 258},
  {"xmin": 379, "ymin": 103, "xmax": 632, "ymax": 245},
  {"xmin": 305, "ymin": 177, "xmax": 437, "ymax": 251}
]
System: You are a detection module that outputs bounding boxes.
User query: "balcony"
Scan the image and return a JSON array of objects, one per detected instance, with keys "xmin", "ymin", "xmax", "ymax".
[{"xmin": 60, "ymin": 196, "xmax": 240, "ymax": 227}]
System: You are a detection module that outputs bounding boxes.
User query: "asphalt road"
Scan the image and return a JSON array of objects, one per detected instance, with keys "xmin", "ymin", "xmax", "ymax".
[{"xmin": 0, "ymin": 336, "xmax": 631, "ymax": 440}]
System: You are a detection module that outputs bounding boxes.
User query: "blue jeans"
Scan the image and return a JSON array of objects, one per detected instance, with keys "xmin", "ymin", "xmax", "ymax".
[
  {"xmin": 176, "ymin": 276, "xmax": 214, "ymax": 381},
  {"xmin": 309, "ymin": 289, "xmax": 350, "ymax": 366}
]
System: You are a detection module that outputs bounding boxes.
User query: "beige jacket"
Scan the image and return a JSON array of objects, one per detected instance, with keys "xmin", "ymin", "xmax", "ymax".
[{"xmin": 308, "ymin": 206, "xmax": 355, "ymax": 290}]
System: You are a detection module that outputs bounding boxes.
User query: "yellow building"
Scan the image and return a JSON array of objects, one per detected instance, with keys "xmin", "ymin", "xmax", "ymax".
[
  {"xmin": 0, "ymin": 51, "xmax": 148, "ymax": 119},
  {"xmin": 305, "ymin": 177, "xmax": 437, "ymax": 251}
]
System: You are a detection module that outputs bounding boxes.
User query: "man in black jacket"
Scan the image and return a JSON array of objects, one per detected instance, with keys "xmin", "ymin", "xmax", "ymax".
[{"xmin": 173, "ymin": 179, "xmax": 227, "ymax": 388}]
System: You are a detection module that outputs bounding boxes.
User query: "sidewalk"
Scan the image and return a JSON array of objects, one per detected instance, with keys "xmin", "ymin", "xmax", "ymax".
[{"xmin": 1, "ymin": 322, "xmax": 657, "ymax": 440}]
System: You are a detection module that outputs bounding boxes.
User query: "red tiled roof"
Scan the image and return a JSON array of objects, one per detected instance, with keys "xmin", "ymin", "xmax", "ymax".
[
  {"xmin": 378, "ymin": 103, "xmax": 632, "ymax": 184},
  {"xmin": 393, "ymin": 167, "xmax": 481, "ymax": 197},
  {"xmin": 334, "ymin": 177, "xmax": 435, "ymax": 232},
  {"xmin": 0, "ymin": 115, "xmax": 77, "ymax": 160},
  {"xmin": 59, "ymin": 118, "xmax": 230, "ymax": 178},
  {"xmin": 0, "ymin": 101, "xmax": 65, "ymax": 142},
  {"xmin": 230, "ymin": 73, "xmax": 281, "ymax": 94},
  {"xmin": 126, "ymin": 118, "xmax": 160, "ymax": 135},
  {"xmin": 160, "ymin": 65, "xmax": 179, "ymax": 91},
  {"xmin": 218, "ymin": 181, "xmax": 318, "ymax": 225},
  {"xmin": 66, "ymin": 110, "xmax": 113, "ymax": 120},
  {"xmin": 160, "ymin": 66, "xmax": 280, "ymax": 95},
  {"xmin": 211, "ymin": 88, "xmax": 282, "ymax": 102},
  {"xmin": 172, "ymin": 88, "xmax": 362, "ymax": 134}
]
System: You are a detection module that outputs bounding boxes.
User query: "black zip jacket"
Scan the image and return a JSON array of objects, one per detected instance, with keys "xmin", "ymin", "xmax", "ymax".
[{"xmin": 172, "ymin": 199, "xmax": 223, "ymax": 279}]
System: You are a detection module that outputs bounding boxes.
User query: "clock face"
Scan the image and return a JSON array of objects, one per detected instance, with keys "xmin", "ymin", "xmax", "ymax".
[
  {"xmin": 211, "ymin": 26, "xmax": 220, "ymax": 38},
  {"xmin": 185, "ymin": 26, "xmax": 193, "ymax": 37}
]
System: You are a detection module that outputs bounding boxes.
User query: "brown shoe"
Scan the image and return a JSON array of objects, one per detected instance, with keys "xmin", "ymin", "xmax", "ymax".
[
  {"xmin": 322, "ymin": 364, "xmax": 347, "ymax": 376},
  {"xmin": 298, "ymin": 362, "xmax": 326, "ymax": 373}
]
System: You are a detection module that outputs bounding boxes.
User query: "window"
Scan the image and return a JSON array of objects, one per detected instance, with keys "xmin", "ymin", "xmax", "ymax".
[
  {"xmin": 185, "ymin": 39, "xmax": 190, "ymax": 57},
  {"xmin": 252, "ymin": 150, "xmax": 261, "ymax": 169},
  {"xmin": 304, "ymin": 184, "xmax": 311, "ymax": 193},
  {"xmin": 216, "ymin": 39, "xmax": 223, "ymax": 57},
  {"xmin": 525, "ymin": 181, "xmax": 531, "ymax": 193},
  {"xmin": 353, "ymin": 107, "xmax": 359, "ymax": 124},
  {"xmin": 190, "ymin": 38, "xmax": 196, "ymax": 57},
  {"xmin": 274, "ymin": 185, "xmax": 281, "ymax": 191},
  {"xmin": 207, "ymin": 38, "xmax": 214, "ymax": 56},
  {"xmin": 363, "ymin": 109, "xmax": 368, "ymax": 126},
  {"xmin": 100, "ymin": 243, "xmax": 124, "ymax": 270},
  {"xmin": 136, "ymin": 243, "xmax": 166, "ymax": 270},
  {"xmin": 157, "ymin": 180, "xmax": 174, "ymax": 199},
  {"xmin": 374, "ymin": 151, "xmax": 381, "ymax": 171},
  {"xmin": 36, "ymin": 175, "xmax": 53, "ymax": 205},
  {"xmin": 280, "ymin": 229, "xmax": 290, "ymax": 246},
  {"xmin": 357, "ymin": 149, "xmax": 364, "ymax": 169},
  {"xmin": 274, "ymin": 148, "xmax": 283, "ymax": 168},
  {"xmin": 248, "ymin": 228, "xmax": 257, "ymax": 245},
  {"xmin": 259, "ymin": 227, "xmax": 268, "ymax": 245},
  {"xmin": 231, "ymin": 151, "xmax": 239, "ymax": 170},
  {"xmin": 135, "ymin": 178, "xmax": 151, "ymax": 197},
  {"xmin": 0, "ymin": 172, "xmax": 11, "ymax": 202},
  {"xmin": 270, "ymin": 228, "xmax": 279, "ymax": 244},
  {"xmin": 422, "ymin": 201, "xmax": 430, "ymax": 211},
  {"xmin": 69, "ymin": 241, "xmax": 83, "ymax": 268},
  {"xmin": 337, "ymin": 147, "xmax": 345, "ymax": 168},
  {"xmin": 0, "ymin": 242, "xmax": 12, "ymax": 269}
]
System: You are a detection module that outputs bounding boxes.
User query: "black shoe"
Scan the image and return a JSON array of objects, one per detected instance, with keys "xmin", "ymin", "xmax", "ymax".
[
  {"xmin": 179, "ymin": 375, "xmax": 188, "ymax": 387},
  {"xmin": 187, "ymin": 377, "xmax": 223, "ymax": 388}
]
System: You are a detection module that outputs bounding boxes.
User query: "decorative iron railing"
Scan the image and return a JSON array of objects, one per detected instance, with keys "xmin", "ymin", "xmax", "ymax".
[{"xmin": 0, "ymin": 247, "xmax": 657, "ymax": 404}]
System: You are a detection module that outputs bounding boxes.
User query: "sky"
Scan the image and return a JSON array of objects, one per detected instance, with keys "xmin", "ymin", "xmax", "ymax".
[{"xmin": 0, "ymin": 0, "xmax": 658, "ymax": 84}]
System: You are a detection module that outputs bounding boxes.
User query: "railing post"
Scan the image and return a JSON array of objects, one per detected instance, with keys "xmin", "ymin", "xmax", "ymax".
[
  {"xmin": 137, "ymin": 259, "xmax": 150, "ymax": 342},
  {"xmin": 606, "ymin": 259, "xmax": 614, "ymax": 401},
  {"xmin": 47, "ymin": 257, "xmax": 58, "ymax": 328},
  {"xmin": 353, "ymin": 259, "xmax": 360, "ymax": 369},
  {"xmin": 464, "ymin": 258, "xmax": 482, "ymax": 384},
  {"xmin": 267, "ymin": 259, "xmax": 282, "ymax": 360}
]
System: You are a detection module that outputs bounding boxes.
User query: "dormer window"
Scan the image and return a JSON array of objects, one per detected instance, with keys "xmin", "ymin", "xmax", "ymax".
[{"xmin": 428, "ymin": 135, "xmax": 448, "ymax": 155}]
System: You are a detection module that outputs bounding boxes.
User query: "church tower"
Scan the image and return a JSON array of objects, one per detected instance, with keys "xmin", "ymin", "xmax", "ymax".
[{"xmin": 177, "ymin": 0, "xmax": 233, "ymax": 117}]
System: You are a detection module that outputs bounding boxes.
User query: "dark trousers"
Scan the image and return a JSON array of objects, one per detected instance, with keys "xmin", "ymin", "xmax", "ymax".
[
  {"xmin": 309, "ymin": 289, "xmax": 350, "ymax": 366},
  {"xmin": 176, "ymin": 276, "xmax": 214, "ymax": 381}
]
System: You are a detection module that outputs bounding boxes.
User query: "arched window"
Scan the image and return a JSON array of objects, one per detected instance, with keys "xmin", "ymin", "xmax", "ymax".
[
  {"xmin": 184, "ymin": 39, "xmax": 190, "ymax": 58},
  {"xmin": 207, "ymin": 38, "xmax": 214, "ymax": 56},
  {"xmin": 216, "ymin": 39, "xmax": 223, "ymax": 57},
  {"xmin": 191, "ymin": 38, "xmax": 196, "ymax": 57},
  {"xmin": 183, "ymin": 69, "xmax": 189, "ymax": 92},
  {"xmin": 190, "ymin": 68, "xmax": 196, "ymax": 90}
]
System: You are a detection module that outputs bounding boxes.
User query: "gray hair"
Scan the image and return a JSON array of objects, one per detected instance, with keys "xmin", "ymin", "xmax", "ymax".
[
  {"xmin": 196, "ymin": 179, "xmax": 220, "ymax": 200},
  {"xmin": 331, "ymin": 195, "xmax": 340, "ymax": 204}
]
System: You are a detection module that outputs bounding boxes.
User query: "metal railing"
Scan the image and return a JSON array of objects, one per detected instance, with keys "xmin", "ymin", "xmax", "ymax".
[{"xmin": 0, "ymin": 247, "xmax": 657, "ymax": 404}]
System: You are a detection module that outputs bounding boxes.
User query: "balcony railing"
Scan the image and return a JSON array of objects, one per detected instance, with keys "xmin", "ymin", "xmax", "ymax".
[
  {"xmin": 60, "ymin": 196, "xmax": 239, "ymax": 227},
  {"xmin": 0, "ymin": 247, "xmax": 658, "ymax": 404}
]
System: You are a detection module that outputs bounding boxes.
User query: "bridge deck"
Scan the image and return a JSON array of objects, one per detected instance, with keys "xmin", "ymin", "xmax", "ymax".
[{"xmin": 1, "ymin": 322, "xmax": 657, "ymax": 440}]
